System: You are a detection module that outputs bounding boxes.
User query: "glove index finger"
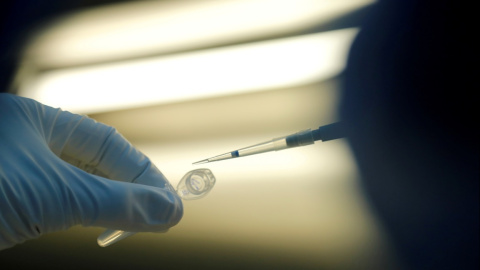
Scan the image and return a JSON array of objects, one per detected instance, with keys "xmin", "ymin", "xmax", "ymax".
[
  {"xmin": 42, "ymin": 105, "xmax": 170, "ymax": 189},
  {"xmin": 61, "ymin": 166, "xmax": 183, "ymax": 232}
]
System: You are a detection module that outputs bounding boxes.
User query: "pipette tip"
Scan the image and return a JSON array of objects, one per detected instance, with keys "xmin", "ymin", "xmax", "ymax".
[{"xmin": 193, "ymin": 159, "xmax": 209, "ymax": 165}]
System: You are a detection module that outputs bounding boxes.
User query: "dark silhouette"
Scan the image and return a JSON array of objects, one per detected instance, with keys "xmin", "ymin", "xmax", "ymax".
[{"xmin": 341, "ymin": 1, "xmax": 478, "ymax": 269}]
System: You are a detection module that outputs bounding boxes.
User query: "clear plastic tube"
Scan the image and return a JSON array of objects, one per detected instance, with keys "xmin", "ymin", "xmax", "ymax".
[{"xmin": 97, "ymin": 168, "xmax": 216, "ymax": 247}]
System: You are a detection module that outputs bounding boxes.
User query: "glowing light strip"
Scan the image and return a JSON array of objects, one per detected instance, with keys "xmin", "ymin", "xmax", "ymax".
[
  {"xmin": 25, "ymin": 0, "xmax": 372, "ymax": 68},
  {"xmin": 19, "ymin": 28, "xmax": 358, "ymax": 114}
]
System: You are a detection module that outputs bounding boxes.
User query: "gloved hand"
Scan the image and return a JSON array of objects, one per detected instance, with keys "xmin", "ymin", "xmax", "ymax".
[{"xmin": 0, "ymin": 93, "xmax": 183, "ymax": 250}]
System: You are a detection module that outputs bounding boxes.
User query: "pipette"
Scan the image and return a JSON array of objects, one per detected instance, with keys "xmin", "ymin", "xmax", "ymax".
[{"xmin": 193, "ymin": 122, "xmax": 344, "ymax": 165}]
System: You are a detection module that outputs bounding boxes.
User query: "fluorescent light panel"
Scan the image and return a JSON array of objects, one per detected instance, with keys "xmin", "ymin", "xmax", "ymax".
[
  {"xmin": 25, "ymin": 0, "xmax": 373, "ymax": 68},
  {"xmin": 19, "ymin": 28, "xmax": 359, "ymax": 114}
]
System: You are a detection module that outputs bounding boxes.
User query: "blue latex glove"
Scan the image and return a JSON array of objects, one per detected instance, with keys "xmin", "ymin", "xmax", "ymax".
[{"xmin": 0, "ymin": 93, "xmax": 183, "ymax": 250}]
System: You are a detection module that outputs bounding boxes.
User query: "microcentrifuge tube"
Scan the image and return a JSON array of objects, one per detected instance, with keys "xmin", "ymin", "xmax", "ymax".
[{"xmin": 97, "ymin": 168, "xmax": 216, "ymax": 247}]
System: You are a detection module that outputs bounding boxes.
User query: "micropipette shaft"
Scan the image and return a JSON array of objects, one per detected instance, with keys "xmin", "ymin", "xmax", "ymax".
[{"xmin": 193, "ymin": 122, "xmax": 344, "ymax": 164}]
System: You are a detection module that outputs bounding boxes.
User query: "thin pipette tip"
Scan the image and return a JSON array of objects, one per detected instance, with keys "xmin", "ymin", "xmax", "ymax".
[{"xmin": 193, "ymin": 159, "xmax": 209, "ymax": 165}]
